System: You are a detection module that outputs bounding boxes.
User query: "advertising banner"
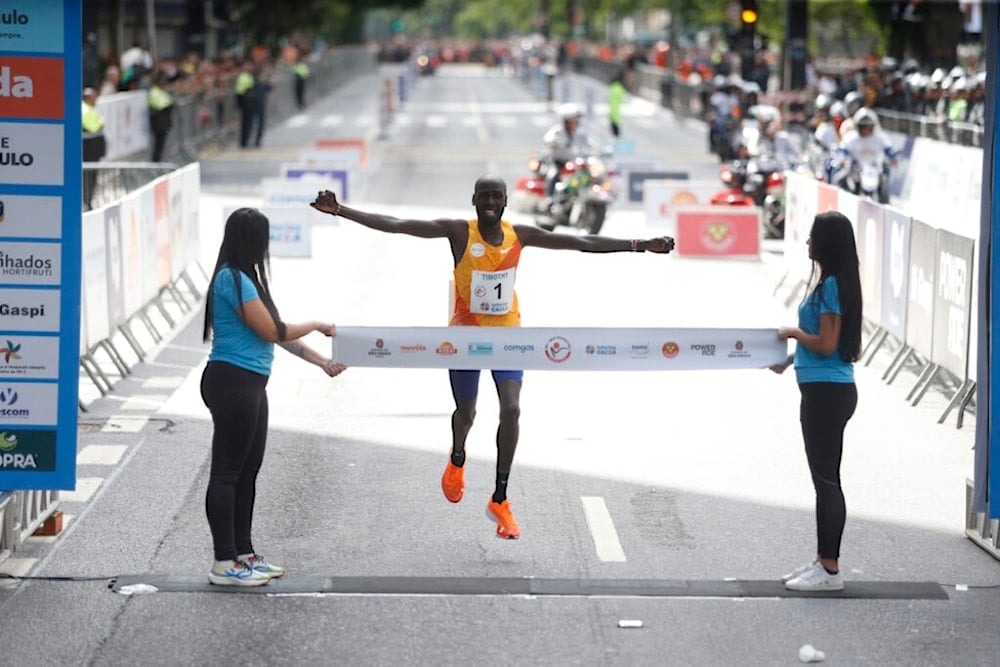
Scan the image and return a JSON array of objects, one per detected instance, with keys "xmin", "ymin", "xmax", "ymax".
[
  {"xmin": 905, "ymin": 219, "xmax": 937, "ymax": 360},
  {"xmin": 675, "ymin": 206, "xmax": 760, "ymax": 258},
  {"xmin": 282, "ymin": 163, "xmax": 350, "ymax": 201},
  {"xmin": 642, "ymin": 180, "xmax": 721, "ymax": 227},
  {"xmin": 332, "ymin": 326, "xmax": 787, "ymax": 371},
  {"xmin": 857, "ymin": 199, "xmax": 884, "ymax": 325},
  {"xmin": 931, "ymin": 229, "xmax": 975, "ymax": 380},
  {"xmin": 626, "ymin": 170, "xmax": 688, "ymax": 203},
  {"xmin": 783, "ymin": 171, "xmax": 818, "ymax": 278},
  {"xmin": 0, "ymin": 1, "xmax": 81, "ymax": 490},
  {"xmin": 225, "ymin": 206, "xmax": 312, "ymax": 258},
  {"xmin": 880, "ymin": 208, "xmax": 911, "ymax": 340},
  {"xmin": 261, "ymin": 177, "xmax": 341, "ymax": 225}
]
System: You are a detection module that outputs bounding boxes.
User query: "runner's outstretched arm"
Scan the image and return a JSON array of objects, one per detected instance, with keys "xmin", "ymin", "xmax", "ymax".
[
  {"xmin": 514, "ymin": 224, "xmax": 675, "ymax": 254},
  {"xmin": 311, "ymin": 189, "xmax": 462, "ymax": 239}
]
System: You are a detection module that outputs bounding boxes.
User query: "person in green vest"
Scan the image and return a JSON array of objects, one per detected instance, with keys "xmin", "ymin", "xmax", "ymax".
[
  {"xmin": 235, "ymin": 60, "xmax": 256, "ymax": 148},
  {"xmin": 607, "ymin": 69, "xmax": 626, "ymax": 138},
  {"xmin": 148, "ymin": 70, "xmax": 174, "ymax": 162},
  {"xmin": 82, "ymin": 87, "xmax": 106, "ymax": 209},
  {"xmin": 293, "ymin": 53, "xmax": 310, "ymax": 110}
]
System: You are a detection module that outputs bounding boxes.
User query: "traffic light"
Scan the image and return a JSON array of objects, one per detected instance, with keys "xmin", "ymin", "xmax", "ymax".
[{"xmin": 740, "ymin": 0, "xmax": 759, "ymax": 31}]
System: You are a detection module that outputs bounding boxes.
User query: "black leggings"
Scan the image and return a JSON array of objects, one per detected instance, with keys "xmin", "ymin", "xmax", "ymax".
[
  {"xmin": 200, "ymin": 361, "xmax": 269, "ymax": 561},
  {"xmin": 799, "ymin": 381, "xmax": 857, "ymax": 560}
]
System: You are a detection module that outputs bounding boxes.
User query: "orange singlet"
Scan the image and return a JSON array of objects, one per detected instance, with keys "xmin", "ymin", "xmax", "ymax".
[{"xmin": 451, "ymin": 219, "xmax": 522, "ymax": 327}]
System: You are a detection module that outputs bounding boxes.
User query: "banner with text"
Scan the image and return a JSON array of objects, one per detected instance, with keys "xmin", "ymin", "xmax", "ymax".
[{"xmin": 332, "ymin": 327, "xmax": 787, "ymax": 371}]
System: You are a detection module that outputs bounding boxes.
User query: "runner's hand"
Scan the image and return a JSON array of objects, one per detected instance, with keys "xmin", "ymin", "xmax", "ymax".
[
  {"xmin": 310, "ymin": 190, "xmax": 340, "ymax": 215},
  {"xmin": 645, "ymin": 236, "xmax": 675, "ymax": 254}
]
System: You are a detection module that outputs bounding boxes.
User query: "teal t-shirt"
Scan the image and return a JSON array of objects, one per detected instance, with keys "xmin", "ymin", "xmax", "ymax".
[
  {"xmin": 793, "ymin": 275, "xmax": 854, "ymax": 384},
  {"xmin": 207, "ymin": 268, "xmax": 274, "ymax": 376}
]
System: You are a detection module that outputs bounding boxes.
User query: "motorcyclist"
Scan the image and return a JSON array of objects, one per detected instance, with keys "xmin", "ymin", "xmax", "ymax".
[
  {"xmin": 707, "ymin": 76, "xmax": 741, "ymax": 160},
  {"xmin": 745, "ymin": 104, "xmax": 800, "ymax": 171},
  {"xmin": 540, "ymin": 102, "xmax": 600, "ymax": 211},
  {"xmin": 836, "ymin": 90, "xmax": 866, "ymax": 139},
  {"xmin": 832, "ymin": 108, "xmax": 899, "ymax": 203},
  {"xmin": 814, "ymin": 101, "xmax": 846, "ymax": 182}
]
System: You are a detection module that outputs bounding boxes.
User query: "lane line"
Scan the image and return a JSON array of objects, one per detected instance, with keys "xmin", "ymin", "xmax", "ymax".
[
  {"xmin": 77, "ymin": 445, "xmax": 127, "ymax": 466},
  {"xmin": 581, "ymin": 496, "xmax": 627, "ymax": 562}
]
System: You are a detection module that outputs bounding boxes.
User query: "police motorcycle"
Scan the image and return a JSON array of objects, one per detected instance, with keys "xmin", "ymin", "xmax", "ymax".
[
  {"xmin": 511, "ymin": 104, "xmax": 619, "ymax": 235},
  {"xmin": 720, "ymin": 105, "xmax": 795, "ymax": 239},
  {"xmin": 831, "ymin": 109, "xmax": 895, "ymax": 205}
]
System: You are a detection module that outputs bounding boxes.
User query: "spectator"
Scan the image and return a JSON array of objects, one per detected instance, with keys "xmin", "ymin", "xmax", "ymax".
[
  {"xmin": 81, "ymin": 87, "xmax": 106, "ymax": 209},
  {"xmin": 235, "ymin": 59, "xmax": 255, "ymax": 147},
  {"xmin": 293, "ymin": 52, "xmax": 310, "ymax": 110},
  {"xmin": 98, "ymin": 65, "xmax": 120, "ymax": 97},
  {"xmin": 607, "ymin": 69, "xmax": 626, "ymax": 138},
  {"xmin": 947, "ymin": 78, "xmax": 971, "ymax": 122},
  {"xmin": 148, "ymin": 70, "xmax": 174, "ymax": 162},
  {"xmin": 120, "ymin": 40, "xmax": 153, "ymax": 89}
]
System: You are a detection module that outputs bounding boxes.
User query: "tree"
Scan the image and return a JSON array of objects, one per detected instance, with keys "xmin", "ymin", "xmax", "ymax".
[{"xmin": 232, "ymin": 0, "xmax": 427, "ymax": 47}]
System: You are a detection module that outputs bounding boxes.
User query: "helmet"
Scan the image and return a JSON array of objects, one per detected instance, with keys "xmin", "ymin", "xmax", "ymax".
[
  {"xmin": 814, "ymin": 93, "xmax": 832, "ymax": 111},
  {"xmin": 751, "ymin": 104, "xmax": 780, "ymax": 124},
  {"xmin": 853, "ymin": 108, "xmax": 877, "ymax": 128},
  {"xmin": 829, "ymin": 101, "xmax": 846, "ymax": 119},
  {"xmin": 557, "ymin": 103, "xmax": 582, "ymax": 121},
  {"xmin": 843, "ymin": 90, "xmax": 864, "ymax": 116}
]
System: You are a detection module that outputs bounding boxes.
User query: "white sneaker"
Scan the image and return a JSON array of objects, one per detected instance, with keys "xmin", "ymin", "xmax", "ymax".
[
  {"xmin": 207, "ymin": 561, "xmax": 270, "ymax": 587},
  {"xmin": 784, "ymin": 562, "xmax": 844, "ymax": 592},
  {"xmin": 781, "ymin": 560, "xmax": 818, "ymax": 583}
]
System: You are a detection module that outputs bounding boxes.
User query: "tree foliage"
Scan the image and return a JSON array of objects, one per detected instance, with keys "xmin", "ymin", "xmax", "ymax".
[{"xmin": 233, "ymin": 0, "xmax": 426, "ymax": 46}]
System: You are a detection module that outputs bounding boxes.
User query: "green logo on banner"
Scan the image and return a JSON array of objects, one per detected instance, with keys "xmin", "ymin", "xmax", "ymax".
[{"xmin": 0, "ymin": 430, "xmax": 56, "ymax": 471}]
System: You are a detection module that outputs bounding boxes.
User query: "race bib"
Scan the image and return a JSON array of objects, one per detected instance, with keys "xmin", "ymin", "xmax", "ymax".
[{"xmin": 471, "ymin": 268, "xmax": 516, "ymax": 315}]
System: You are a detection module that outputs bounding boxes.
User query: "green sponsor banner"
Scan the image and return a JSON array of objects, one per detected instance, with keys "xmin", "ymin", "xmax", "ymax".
[{"xmin": 0, "ymin": 429, "xmax": 57, "ymax": 472}]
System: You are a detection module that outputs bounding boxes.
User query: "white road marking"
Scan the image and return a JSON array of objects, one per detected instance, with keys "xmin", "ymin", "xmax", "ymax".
[
  {"xmin": 319, "ymin": 115, "xmax": 343, "ymax": 127},
  {"xmin": 60, "ymin": 478, "xmax": 103, "ymax": 503},
  {"xmin": 77, "ymin": 445, "xmax": 127, "ymax": 466},
  {"xmin": 141, "ymin": 376, "xmax": 184, "ymax": 390},
  {"xmin": 119, "ymin": 395, "xmax": 170, "ymax": 411},
  {"xmin": 581, "ymin": 496, "xmax": 627, "ymax": 562},
  {"xmin": 286, "ymin": 114, "xmax": 310, "ymax": 128},
  {"xmin": 426, "ymin": 115, "xmax": 447, "ymax": 128},
  {"xmin": 101, "ymin": 417, "xmax": 148, "ymax": 433},
  {"xmin": 0, "ymin": 557, "xmax": 37, "ymax": 588}
]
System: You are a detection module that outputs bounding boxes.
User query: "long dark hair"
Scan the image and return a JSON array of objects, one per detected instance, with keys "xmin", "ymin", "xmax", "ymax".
[
  {"xmin": 805, "ymin": 210, "xmax": 862, "ymax": 362},
  {"xmin": 202, "ymin": 207, "xmax": 286, "ymax": 342}
]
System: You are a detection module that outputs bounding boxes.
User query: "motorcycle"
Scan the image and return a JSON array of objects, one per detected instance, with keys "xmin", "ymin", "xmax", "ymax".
[
  {"xmin": 835, "ymin": 156, "xmax": 889, "ymax": 204},
  {"xmin": 511, "ymin": 150, "xmax": 618, "ymax": 235},
  {"xmin": 712, "ymin": 157, "xmax": 786, "ymax": 239}
]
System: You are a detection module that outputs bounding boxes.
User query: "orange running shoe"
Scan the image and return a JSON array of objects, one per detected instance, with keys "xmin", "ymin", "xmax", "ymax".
[
  {"xmin": 441, "ymin": 460, "xmax": 465, "ymax": 503},
  {"xmin": 486, "ymin": 498, "xmax": 521, "ymax": 539}
]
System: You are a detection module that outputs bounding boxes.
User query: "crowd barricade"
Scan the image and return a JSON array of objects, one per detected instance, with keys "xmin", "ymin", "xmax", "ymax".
[
  {"xmin": 0, "ymin": 47, "xmax": 381, "ymax": 567},
  {"xmin": 79, "ymin": 162, "xmax": 207, "ymax": 404},
  {"xmin": 778, "ymin": 149, "xmax": 979, "ymax": 430},
  {"xmin": 0, "ymin": 163, "xmax": 206, "ymax": 565},
  {"xmin": 92, "ymin": 45, "xmax": 378, "ymax": 167}
]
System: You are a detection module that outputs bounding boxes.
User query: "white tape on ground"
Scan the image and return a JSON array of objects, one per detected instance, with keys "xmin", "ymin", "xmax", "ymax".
[
  {"xmin": 331, "ymin": 326, "xmax": 787, "ymax": 371},
  {"xmin": 581, "ymin": 496, "xmax": 627, "ymax": 562}
]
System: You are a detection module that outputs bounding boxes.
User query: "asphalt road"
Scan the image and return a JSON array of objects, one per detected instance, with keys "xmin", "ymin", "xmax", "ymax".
[{"xmin": 0, "ymin": 63, "xmax": 997, "ymax": 667}]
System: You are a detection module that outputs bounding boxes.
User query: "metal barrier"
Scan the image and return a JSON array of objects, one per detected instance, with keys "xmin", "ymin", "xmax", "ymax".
[
  {"xmin": 1, "ymin": 47, "xmax": 381, "ymax": 569},
  {"xmin": 0, "ymin": 491, "xmax": 11, "ymax": 561},
  {"xmin": 106, "ymin": 45, "xmax": 378, "ymax": 167},
  {"xmin": 83, "ymin": 161, "xmax": 178, "ymax": 212},
  {"xmin": 966, "ymin": 478, "xmax": 1000, "ymax": 559}
]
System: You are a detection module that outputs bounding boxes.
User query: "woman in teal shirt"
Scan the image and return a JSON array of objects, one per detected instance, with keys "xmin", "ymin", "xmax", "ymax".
[
  {"xmin": 771, "ymin": 210, "xmax": 862, "ymax": 592},
  {"xmin": 201, "ymin": 208, "xmax": 346, "ymax": 586}
]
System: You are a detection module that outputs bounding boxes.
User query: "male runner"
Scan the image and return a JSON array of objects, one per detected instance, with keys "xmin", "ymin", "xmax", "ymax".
[{"xmin": 311, "ymin": 176, "xmax": 674, "ymax": 539}]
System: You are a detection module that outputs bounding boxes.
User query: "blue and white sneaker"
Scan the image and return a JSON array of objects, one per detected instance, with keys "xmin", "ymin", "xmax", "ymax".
[
  {"xmin": 207, "ymin": 560, "xmax": 270, "ymax": 587},
  {"xmin": 239, "ymin": 553, "xmax": 285, "ymax": 579}
]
